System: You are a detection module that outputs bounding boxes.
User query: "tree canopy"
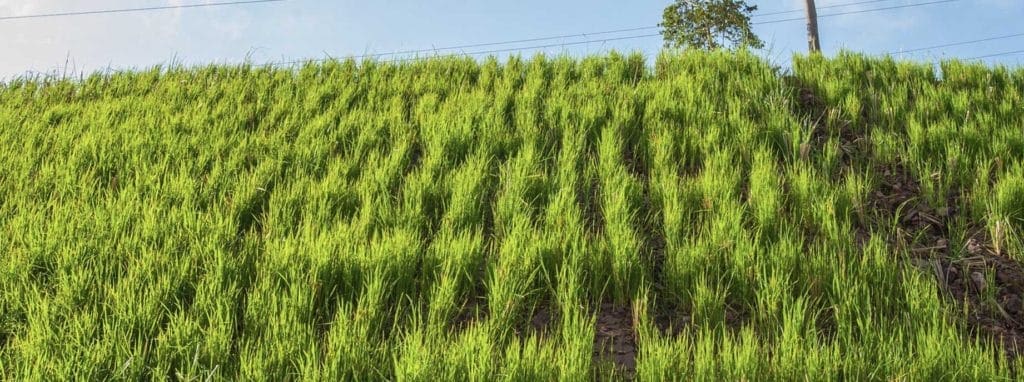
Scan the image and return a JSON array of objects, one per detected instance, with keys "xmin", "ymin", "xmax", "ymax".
[{"xmin": 660, "ymin": 0, "xmax": 764, "ymax": 50}]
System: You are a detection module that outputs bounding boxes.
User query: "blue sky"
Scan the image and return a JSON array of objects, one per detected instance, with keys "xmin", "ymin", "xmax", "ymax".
[{"xmin": 0, "ymin": 0, "xmax": 1021, "ymax": 79}]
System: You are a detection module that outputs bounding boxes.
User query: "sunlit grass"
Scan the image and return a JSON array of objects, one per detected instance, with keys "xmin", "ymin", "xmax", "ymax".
[{"xmin": 1, "ymin": 50, "xmax": 1021, "ymax": 380}]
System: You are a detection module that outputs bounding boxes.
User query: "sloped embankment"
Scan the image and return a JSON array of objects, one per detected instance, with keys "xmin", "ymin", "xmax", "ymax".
[{"xmin": 0, "ymin": 52, "xmax": 1022, "ymax": 380}]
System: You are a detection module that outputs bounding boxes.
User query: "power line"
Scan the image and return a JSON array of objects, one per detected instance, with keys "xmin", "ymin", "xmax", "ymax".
[
  {"xmin": 891, "ymin": 32, "xmax": 1024, "ymax": 55},
  {"xmin": 967, "ymin": 49, "xmax": 1024, "ymax": 60},
  {"xmin": 753, "ymin": 0, "xmax": 959, "ymax": 25},
  {"xmin": 0, "ymin": 0, "xmax": 285, "ymax": 21},
  {"xmin": 754, "ymin": 0, "xmax": 898, "ymax": 18}
]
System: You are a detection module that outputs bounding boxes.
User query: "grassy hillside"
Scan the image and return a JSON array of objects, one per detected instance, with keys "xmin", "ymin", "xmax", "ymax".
[{"xmin": 1, "ymin": 51, "xmax": 1022, "ymax": 380}]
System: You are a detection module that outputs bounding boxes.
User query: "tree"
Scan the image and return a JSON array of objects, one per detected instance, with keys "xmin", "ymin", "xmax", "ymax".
[{"xmin": 659, "ymin": 0, "xmax": 764, "ymax": 50}]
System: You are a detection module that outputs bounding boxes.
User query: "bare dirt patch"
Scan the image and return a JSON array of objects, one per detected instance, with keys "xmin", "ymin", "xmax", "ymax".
[
  {"xmin": 526, "ymin": 303, "xmax": 556, "ymax": 338},
  {"xmin": 652, "ymin": 307, "xmax": 690, "ymax": 338},
  {"xmin": 943, "ymin": 247, "xmax": 1024, "ymax": 358},
  {"xmin": 593, "ymin": 302, "xmax": 637, "ymax": 379},
  {"xmin": 452, "ymin": 294, "xmax": 487, "ymax": 333}
]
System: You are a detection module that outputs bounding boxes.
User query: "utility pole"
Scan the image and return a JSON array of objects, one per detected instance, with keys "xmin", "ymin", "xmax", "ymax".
[{"xmin": 804, "ymin": 0, "xmax": 822, "ymax": 53}]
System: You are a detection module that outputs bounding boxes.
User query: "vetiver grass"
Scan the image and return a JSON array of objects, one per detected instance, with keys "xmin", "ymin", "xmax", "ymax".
[{"xmin": 0, "ymin": 51, "xmax": 1021, "ymax": 380}]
